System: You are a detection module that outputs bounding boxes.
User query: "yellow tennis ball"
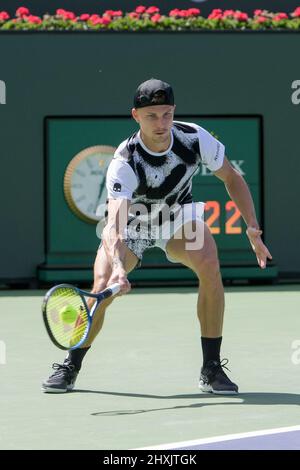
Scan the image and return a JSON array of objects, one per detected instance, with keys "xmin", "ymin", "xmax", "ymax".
[{"xmin": 60, "ymin": 305, "xmax": 77, "ymax": 324}]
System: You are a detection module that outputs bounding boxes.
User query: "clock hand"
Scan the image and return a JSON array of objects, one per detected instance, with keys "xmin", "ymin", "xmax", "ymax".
[{"xmin": 94, "ymin": 172, "xmax": 107, "ymax": 214}]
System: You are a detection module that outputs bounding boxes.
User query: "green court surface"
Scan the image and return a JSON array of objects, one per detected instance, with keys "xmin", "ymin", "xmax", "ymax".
[{"xmin": 1, "ymin": 285, "xmax": 300, "ymax": 450}]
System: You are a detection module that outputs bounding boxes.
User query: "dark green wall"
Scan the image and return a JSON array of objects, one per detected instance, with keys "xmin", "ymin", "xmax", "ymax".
[{"xmin": 0, "ymin": 32, "xmax": 299, "ymax": 280}]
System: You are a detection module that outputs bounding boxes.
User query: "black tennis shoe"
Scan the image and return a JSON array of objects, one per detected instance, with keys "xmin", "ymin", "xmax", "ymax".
[
  {"xmin": 42, "ymin": 359, "xmax": 78, "ymax": 393},
  {"xmin": 199, "ymin": 359, "xmax": 239, "ymax": 395}
]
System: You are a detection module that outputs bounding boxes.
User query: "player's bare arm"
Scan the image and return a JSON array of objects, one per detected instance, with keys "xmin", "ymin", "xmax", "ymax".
[
  {"xmin": 214, "ymin": 156, "xmax": 272, "ymax": 269},
  {"xmin": 102, "ymin": 198, "xmax": 131, "ymax": 294}
]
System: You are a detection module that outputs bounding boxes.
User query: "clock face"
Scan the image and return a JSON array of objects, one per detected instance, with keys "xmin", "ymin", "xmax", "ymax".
[{"xmin": 64, "ymin": 145, "xmax": 116, "ymax": 223}]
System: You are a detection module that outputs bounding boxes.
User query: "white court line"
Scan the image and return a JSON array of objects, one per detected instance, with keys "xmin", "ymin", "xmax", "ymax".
[{"xmin": 135, "ymin": 424, "xmax": 300, "ymax": 450}]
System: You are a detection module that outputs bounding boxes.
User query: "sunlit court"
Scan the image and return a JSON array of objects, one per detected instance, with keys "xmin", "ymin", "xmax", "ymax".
[{"xmin": 1, "ymin": 286, "xmax": 300, "ymax": 449}]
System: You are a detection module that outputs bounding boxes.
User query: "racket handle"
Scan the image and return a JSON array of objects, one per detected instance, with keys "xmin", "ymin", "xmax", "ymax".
[{"xmin": 102, "ymin": 283, "xmax": 121, "ymax": 299}]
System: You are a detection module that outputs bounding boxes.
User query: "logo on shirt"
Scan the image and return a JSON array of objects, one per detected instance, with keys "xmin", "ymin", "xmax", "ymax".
[
  {"xmin": 113, "ymin": 182, "xmax": 122, "ymax": 192},
  {"xmin": 214, "ymin": 142, "xmax": 221, "ymax": 161}
]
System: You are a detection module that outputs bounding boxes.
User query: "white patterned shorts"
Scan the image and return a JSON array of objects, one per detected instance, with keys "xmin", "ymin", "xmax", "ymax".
[{"xmin": 123, "ymin": 202, "xmax": 205, "ymax": 264}]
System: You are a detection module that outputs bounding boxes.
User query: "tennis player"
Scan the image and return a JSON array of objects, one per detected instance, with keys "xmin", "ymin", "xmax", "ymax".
[{"xmin": 42, "ymin": 78, "xmax": 272, "ymax": 393}]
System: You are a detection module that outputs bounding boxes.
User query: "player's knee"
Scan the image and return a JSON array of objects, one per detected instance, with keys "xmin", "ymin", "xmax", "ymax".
[{"xmin": 195, "ymin": 255, "xmax": 221, "ymax": 281}]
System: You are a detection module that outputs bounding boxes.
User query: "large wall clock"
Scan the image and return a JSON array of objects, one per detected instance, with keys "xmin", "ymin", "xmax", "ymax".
[{"xmin": 63, "ymin": 145, "xmax": 115, "ymax": 224}]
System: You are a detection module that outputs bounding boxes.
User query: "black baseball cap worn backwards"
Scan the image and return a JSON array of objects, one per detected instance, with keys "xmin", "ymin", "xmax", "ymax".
[{"xmin": 134, "ymin": 78, "xmax": 175, "ymax": 109}]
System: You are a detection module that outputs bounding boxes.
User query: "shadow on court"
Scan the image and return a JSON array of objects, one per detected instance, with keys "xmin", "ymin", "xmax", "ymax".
[
  {"xmin": 70, "ymin": 391, "xmax": 300, "ymax": 416},
  {"xmin": 1, "ymin": 283, "xmax": 300, "ymax": 298}
]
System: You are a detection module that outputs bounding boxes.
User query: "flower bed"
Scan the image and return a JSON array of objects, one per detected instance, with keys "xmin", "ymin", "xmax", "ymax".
[{"xmin": 1, "ymin": 5, "xmax": 300, "ymax": 31}]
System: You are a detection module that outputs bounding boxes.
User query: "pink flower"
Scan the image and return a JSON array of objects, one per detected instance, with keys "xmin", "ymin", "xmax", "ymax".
[
  {"xmin": 80, "ymin": 14, "xmax": 90, "ymax": 21},
  {"xmin": 256, "ymin": 16, "xmax": 267, "ymax": 24},
  {"xmin": 105, "ymin": 10, "xmax": 122, "ymax": 17},
  {"xmin": 146, "ymin": 7, "xmax": 160, "ymax": 15},
  {"xmin": 89, "ymin": 14, "xmax": 100, "ymax": 23},
  {"xmin": 129, "ymin": 12, "xmax": 139, "ymax": 19},
  {"xmin": 187, "ymin": 8, "xmax": 200, "ymax": 16},
  {"xmin": 169, "ymin": 9, "xmax": 180, "ymax": 17},
  {"xmin": 0, "ymin": 11, "xmax": 9, "ymax": 20},
  {"xmin": 151, "ymin": 13, "xmax": 161, "ymax": 23},
  {"xmin": 56, "ymin": 9, "xmax": 75, "ymax": 20},
  {"xmin": 135, "ymin": 6, "xmax": 146, "ymax": 14},
  {"xmin": 16, "ymin": 7, "xmax": 29, "ymax": 17},
  {"xmin": 208, "ymin": 12, "xmax": 222, "ymax": 20},
  {"xmin": 26, "ymin": 15, "xmax": 42, "ymax": 24},
  {"xmin": 292, "ymin": 7, "xmax": 300, "ymax": 17},
  {"xmin": 101, "ymin": 16, "xmax": 111, "ymax": 25},
  {"xmin": 90, "ymin": 17, "xmax": 102, "ymax": 25},
  {"xmin": 65, "ymin": 11, "xmax": 76, "ymax": 20},
  {"xmin": 254, "ymin": 10, "xmax": 263, "ymax": 16},
  {"xmin": 273, "ymin": 13, "xmax": 288, "ymax": 21},
  {"xmin": 210, "ymin": 9, "xmax": 223, "ymax": 15},
  {"xmin": 234, "ymin": 12, "xmax": 248, "ymax": 21},
  {"xmin": 223, "ymin": 10, "xmax": 235, "ymax": 18}
]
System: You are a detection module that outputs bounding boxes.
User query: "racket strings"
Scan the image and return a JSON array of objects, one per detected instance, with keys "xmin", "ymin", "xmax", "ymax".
[{"xmin": 45, "ymin": 287, "xmax": 89, "ymax": 348}]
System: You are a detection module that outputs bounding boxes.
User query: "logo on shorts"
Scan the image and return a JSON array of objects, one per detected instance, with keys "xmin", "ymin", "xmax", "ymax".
[{"xmin": 113, "ymin": 182, "xmax": 122, "ymax": 192}]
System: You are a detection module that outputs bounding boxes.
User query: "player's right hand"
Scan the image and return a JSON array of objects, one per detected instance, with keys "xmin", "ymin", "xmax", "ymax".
[
  {"xmin": 246, "ymin": 226, "xmax": 273, "ymax": 269},
  {"xmin": 108, "ymin": 267, "xmax": 131, "ymax": 295}
]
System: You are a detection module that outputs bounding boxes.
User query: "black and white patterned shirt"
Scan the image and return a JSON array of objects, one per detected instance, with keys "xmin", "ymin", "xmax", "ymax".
[{"xmin": 106, "ymin": 120, "xmax": 225, "ymax": 222}]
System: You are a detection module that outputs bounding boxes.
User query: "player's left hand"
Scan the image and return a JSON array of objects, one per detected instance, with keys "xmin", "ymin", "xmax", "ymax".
[{"xmin": 246, "ymin": 226, "xmax": 273, "ymax": 269}]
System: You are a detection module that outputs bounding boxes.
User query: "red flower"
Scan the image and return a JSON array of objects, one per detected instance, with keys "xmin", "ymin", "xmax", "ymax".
[
  {"xmin": 0, "ymin": 11, "xmax": 9, "ymax": 20},
  {"xmin": 151, "ymin": 13, "xmax": 161, "ymax": 23},
  {"xmin": 129, "ymin": 12, "xmax": 139, "ymax": 19},
  {"xmin": 292, "ymin": 7, "xmax": 300, "ymax": 17},
  {"xmin": 89, "ymin": 14, "xmax": 100, "ymax": 23},
  {"xmin": 65, "ymin": 11, "xmax": 76, "ymax": 20},
  {"xmin": 90, "ymin": 17, "xmax": 102, "ymax": 25},
  {"xmin": 101, "ymin": 16, "xmax": 111, "ymax": 24},
  {"xmin": 180, "ymin": 10, "xmax": 191, "ymax": 18},
  {"xmin": 256, "ymin": 16, "xmax": 267, "ymax": 24},
  {"xmin": 187, "ymin": 8, "xmax": 200, "ymax": 16},
  {"xmin": 169, "ymin": 9, "xmax": 180, "ymax": 17},
  {"xmin": 105, "ymin": 10, "xmax": 122, "ymax": 17},
  {"xmin": 234, "ymin": 12, "xmax": 248, "ymax": 21},
  {"xmin": 223, "ymin": 10, "xmax": 235, "ymax": 18},
  {"xmin": 16, "ymin": 7, "xmax": 29, "ymax": 17},
  {"xmin": 273, "ymin": 13, "xmax": 288, "ymax": 21},
  {"xmin": 80, "ymin": 14, "xmax": 90, "ymax": 21},
  {"xmin": 135, "ymin": 6, "xmax": 146, "ymax": 14},
  {"xmin": 146, "ymin": 7, "xmax": 160, "ymax": 15},
  {"xmin": 208, "ymin": 11, "xmax": 222, "ymax": 20},
  {"xmin": 56, "ymin": 9, "xmax": 75, "ymax": 20},
  {"xmin": 26, "ymin": 15, "xmax": 42, "ymax": 24}
]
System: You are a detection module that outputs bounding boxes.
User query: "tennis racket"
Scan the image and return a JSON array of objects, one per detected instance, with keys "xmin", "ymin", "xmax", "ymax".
[{"xmin": 42, "ymin": 283, "xmax": 120, "ymax": 350}]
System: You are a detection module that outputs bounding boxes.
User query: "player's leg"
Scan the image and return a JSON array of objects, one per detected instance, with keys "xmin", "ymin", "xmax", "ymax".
[
  {"xmin": 166, "ymin": 221, "xmax": 238, "ymax": 394},
  {"xmin": 42, "ymin": 244, "xmax": 139, "ymax": 393},
  {"xmin": 83, "ymin": 244, "xmax": 139, "ymax": 346},
  {"xmin": 167, "ymin": 221, "xmax": 224, "ymax": 337}
]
